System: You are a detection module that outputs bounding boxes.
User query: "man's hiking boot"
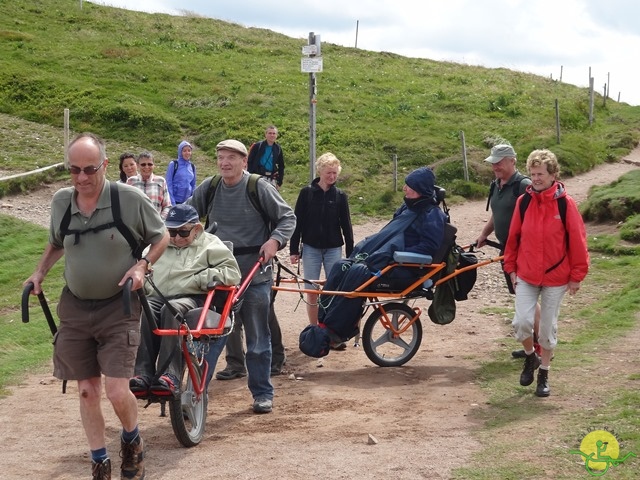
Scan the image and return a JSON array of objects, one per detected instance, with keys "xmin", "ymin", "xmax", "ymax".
[
  {"xmin": 253, "ymin": 398, "xmax": 273, "ymax": 414},
  {"xmin": 215, "ymin": 368, "xmax": 247, "ymax": 380},
  {"xmin": 120, "ymin": 435, "xmax": 145, "ymax": 480},
  {"xmin": 535, "ymin": 369, "xmax": 551, "ymax": 397},
  {"xmin": 519, "ymin": 352, "xmax": 541, "ymax": 386},
  {"xmin": 91, "ymin": 458, "xmax": 111, "ymax": 480}
]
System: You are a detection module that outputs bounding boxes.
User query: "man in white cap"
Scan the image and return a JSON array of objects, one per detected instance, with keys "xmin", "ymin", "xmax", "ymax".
[
  {"xmin": 187, "ymin": 139, "xmax": 295, "ymax": 414},
  {"xmin": 475, "ymin": 144, "xmax": 541, "ymax": 358}
]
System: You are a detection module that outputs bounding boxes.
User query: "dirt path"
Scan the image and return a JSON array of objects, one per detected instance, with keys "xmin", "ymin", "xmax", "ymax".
[{"xmin": 0, "ymin": 154, "xmax": 638, "ymax": 479}]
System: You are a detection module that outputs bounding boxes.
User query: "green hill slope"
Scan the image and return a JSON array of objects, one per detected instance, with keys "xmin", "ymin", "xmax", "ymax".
[{"xmin": 1, "ymin": 0, "xmax": 640, "ymax": 214}]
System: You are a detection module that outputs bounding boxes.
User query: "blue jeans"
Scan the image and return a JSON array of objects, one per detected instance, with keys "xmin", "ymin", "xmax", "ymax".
[
  {"xmin": 302, "ymin": 245, "xmax": 342, "ymax": 289},
  {"xmin": 203, "ymin": 335, "xmax": 227, "ymax": 389},
  {"xmin": 235, "ymin": 279, "xmax": 273, "ymax": 401}
]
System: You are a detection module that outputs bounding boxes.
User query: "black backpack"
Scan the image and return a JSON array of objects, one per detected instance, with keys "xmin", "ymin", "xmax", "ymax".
[{"xmin": 59, "ymin": 182, "xmax": 146, "ymax": 260}]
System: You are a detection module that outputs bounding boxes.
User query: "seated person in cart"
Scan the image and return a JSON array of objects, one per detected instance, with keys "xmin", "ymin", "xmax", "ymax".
[
  {"xmin": 300, "ymin": 166, "xmax": 449, "ymax": 357},
  {"xmin": 130, "ymin": 204, "xmax": 241, "ymax": 394}
]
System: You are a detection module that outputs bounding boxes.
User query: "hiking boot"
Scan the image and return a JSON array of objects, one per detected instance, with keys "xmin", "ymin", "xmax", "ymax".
[
  {"xmin": 270, "ymin": 364, "xmax": 284, "ymax": 376},
  {"xmin": 129, "ymin": 375, "xmax": 151, "ymax": 393},
  {"xmin": 519, "ymin": 352, "xmax": 541, "ymax": 386},
  {"xmin": 120, "ymin": 435, "xmax": 145, "ymax": 480},
  {"xmin": 253, "ymin": 398, "xmax": 273, "ymax": 414},
  {"xmin": 535, "ymin": 369, "xmax": 551, "ymax": 397},
  {"xmin": 215, "ymin": 368, "xmax": 247, "ymax": 380},
  {"xmin": 511, "ymin": 349, "xmax": 526, "ymax": 359},
  {"xmin": 150, "ymin": 373, "xmax": 180, "ymax": 395},
  {"xmin": 91, "ymin": 458, "xmax": 111, "ymax": 480}
]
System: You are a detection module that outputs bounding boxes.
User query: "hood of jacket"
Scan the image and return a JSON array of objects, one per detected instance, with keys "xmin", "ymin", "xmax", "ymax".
[{"xmin": 177, "ymin": 140, "xmax": 193, "ymax": 162}]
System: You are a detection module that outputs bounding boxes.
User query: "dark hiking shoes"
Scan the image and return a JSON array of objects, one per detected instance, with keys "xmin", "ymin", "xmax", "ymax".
[
  {"xmin": 535, "ymin": 369, "xmax": 551, "ymax": 397},
  {"xmin": 129, "ymin": 375, "xmax": 151, "ymax": 393},
  {"xmin": 91, "ymin": 458, "xmax": 111, "ymax": 480},
  {"xmin": 519, "ymin": 352, "xmax": 541, "ymax": 386},
  {"xmin": 215, "ymin": 368, "xmax": 247, "ymax": 380},
  {"xmin": 253, "ymin": 398, "xmax": 273, "ymax": 414},
  {"xmin": 120, "ymin": 435, "xmax": 145, "ymax": 480}
]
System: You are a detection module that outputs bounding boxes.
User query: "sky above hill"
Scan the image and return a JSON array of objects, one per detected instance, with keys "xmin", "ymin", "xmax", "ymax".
[{"xmin": 93, "ymin": 0, "xmax": 640, "ymax": 106}]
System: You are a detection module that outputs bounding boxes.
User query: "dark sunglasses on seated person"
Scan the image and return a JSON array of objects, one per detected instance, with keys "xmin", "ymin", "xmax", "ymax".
[{"xmin": 168, "ymin": 227, "xmax": 195, "ymax": 238}]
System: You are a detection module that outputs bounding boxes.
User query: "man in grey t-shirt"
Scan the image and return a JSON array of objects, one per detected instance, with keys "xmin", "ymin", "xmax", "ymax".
[{"xmin": 188, "ymin": 139, "xmax": 295, "ymax": 414}]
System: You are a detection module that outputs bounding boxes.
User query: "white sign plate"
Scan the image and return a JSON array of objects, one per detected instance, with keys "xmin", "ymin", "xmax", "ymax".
[
  {"xmin": 301, "ymin": 57, "xmax": 323, "ymax": 73},
  {"xmin": 302, "ymin": 45, "xmax": 318, "ymax": 55}
]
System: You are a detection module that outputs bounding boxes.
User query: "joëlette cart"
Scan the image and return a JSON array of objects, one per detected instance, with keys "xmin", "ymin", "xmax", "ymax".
[{"xmin": 22, "ymin": 259, "xmax": 264, "ymax": 448}]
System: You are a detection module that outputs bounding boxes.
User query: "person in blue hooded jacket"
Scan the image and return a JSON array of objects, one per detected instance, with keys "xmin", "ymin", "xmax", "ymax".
[
  {"xmin": 166, "ymin": 140, "xmax": 197, "ymax": 204},
  {"xmin": 395, "ymin": 166, "xmax": 447, "ymax": 255}
]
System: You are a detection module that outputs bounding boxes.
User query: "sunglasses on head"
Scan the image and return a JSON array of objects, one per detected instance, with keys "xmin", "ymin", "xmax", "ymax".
[
  {"xmin": 168, "ymin": 226, "xmax": 195, "ymax": 238},
  {"xmin": 69, "ymin": 160, "xmax": 105, "ymax": 176}
]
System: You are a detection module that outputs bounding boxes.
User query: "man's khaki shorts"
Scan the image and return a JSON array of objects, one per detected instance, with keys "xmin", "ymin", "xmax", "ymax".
[{"xmin": 53, "ymin": 286, "xmax": 141, "ymax": 380}]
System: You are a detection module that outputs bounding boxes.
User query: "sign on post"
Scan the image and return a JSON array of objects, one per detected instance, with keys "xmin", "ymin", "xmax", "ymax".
[{"xmin": 301, "ymin": 57, "xmax": 323, "ymax": 73}]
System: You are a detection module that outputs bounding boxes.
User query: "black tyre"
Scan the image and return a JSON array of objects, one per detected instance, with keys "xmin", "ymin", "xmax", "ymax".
[
  {"xmin": 169, "ymin": 355, "xmax": 207, "ymax": 447},
  {"xmin": 362, "ymin": 302, "xmax": 423, "ymax": 367}
]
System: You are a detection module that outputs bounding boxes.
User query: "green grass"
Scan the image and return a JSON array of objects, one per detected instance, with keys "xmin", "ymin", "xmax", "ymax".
[
  {"xmin": 1, "ymin": 0, "xmax": 640, "ymax": 216},
  {"xmin": 0, "ymin": 215, "xmax": 65, "ymax": 396},
  {"xmin": 453, "ymin": 250, "xmax": 640, "ymax": 479}
]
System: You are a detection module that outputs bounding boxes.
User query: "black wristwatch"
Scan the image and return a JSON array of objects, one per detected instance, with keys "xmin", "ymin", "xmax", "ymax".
[{"xmin": 141, "ymin": 257, "xmax": 153, "ymax": 272}]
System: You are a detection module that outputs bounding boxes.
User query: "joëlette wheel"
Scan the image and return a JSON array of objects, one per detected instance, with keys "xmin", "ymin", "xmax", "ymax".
[
  {"xmin": 169, "ymin": 354, "xmax": 208, "ymax": 447},
  {"xmin": 361, "ymin": 302, "xmax": 422, "ymax": 367}
]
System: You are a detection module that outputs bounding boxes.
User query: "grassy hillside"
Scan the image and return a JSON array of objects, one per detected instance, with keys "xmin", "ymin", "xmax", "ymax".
[{"xmin": 1, "ymin": 0, "xmax": 640, "ymax": 215}]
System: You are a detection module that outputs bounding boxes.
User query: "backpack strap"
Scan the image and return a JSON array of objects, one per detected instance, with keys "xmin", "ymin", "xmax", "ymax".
[
  {"xmin": 171, "ymin": 160, "xmax": 195, "ymax": 179},
  {"xmin": 205, "ymin": 173, "xmax": 271, "ymax": 255},
  {"xmin": 110, "ymin": 183, "xmax": 145, "ymax": 259},
  {"xmin": 485, "ymin": 180, "xmax": 497, "ymax": 211},
  {"xmin": 247, "ymin": 173, "xmax": 271, "ymax": 229},
  {"xmin": 59, "ymin": 183, "xmax": 144, "ymax": 259}
]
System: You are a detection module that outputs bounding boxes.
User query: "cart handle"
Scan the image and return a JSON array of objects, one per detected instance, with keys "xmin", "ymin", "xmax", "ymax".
[
  {"xmin": 21, "ymin": 282, "xmax": 58, "ymax": 336},
  {"xmin": 21, "ymin": 282, "xmax": 35, "ymax": 323},
  {"xmin": 122, "ymin": 277, "xmax": 133, "ymax": 317}
]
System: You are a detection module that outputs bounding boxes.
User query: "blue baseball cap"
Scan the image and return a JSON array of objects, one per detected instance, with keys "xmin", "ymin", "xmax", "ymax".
[{"xmin": 165, "ymin": 204, "xmax": 200, "ymax": 228}]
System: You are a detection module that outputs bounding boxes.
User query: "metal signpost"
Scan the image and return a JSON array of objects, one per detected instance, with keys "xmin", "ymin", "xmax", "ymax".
[{"xmin": 302, "ymin": 32, "xmax": 322, "ymax": 182}]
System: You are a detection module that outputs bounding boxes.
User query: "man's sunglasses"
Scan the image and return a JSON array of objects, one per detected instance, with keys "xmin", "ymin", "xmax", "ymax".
[
  {"xmin": 69, "ymin": 160, "xmax": 105, "ymax": 176},
  {"xmin": 168, "ymin": 227, "xmax": 195, "ymax": 238}
]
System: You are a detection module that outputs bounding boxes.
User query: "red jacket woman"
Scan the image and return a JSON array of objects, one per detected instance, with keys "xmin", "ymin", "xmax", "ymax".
[
  {"xmin": 503, "ymin": 149, "xmax": 589, "ymax": 398},
  {"xmin": 503, "ymin": 183, "xmax": 589, "ymax": 286}
]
